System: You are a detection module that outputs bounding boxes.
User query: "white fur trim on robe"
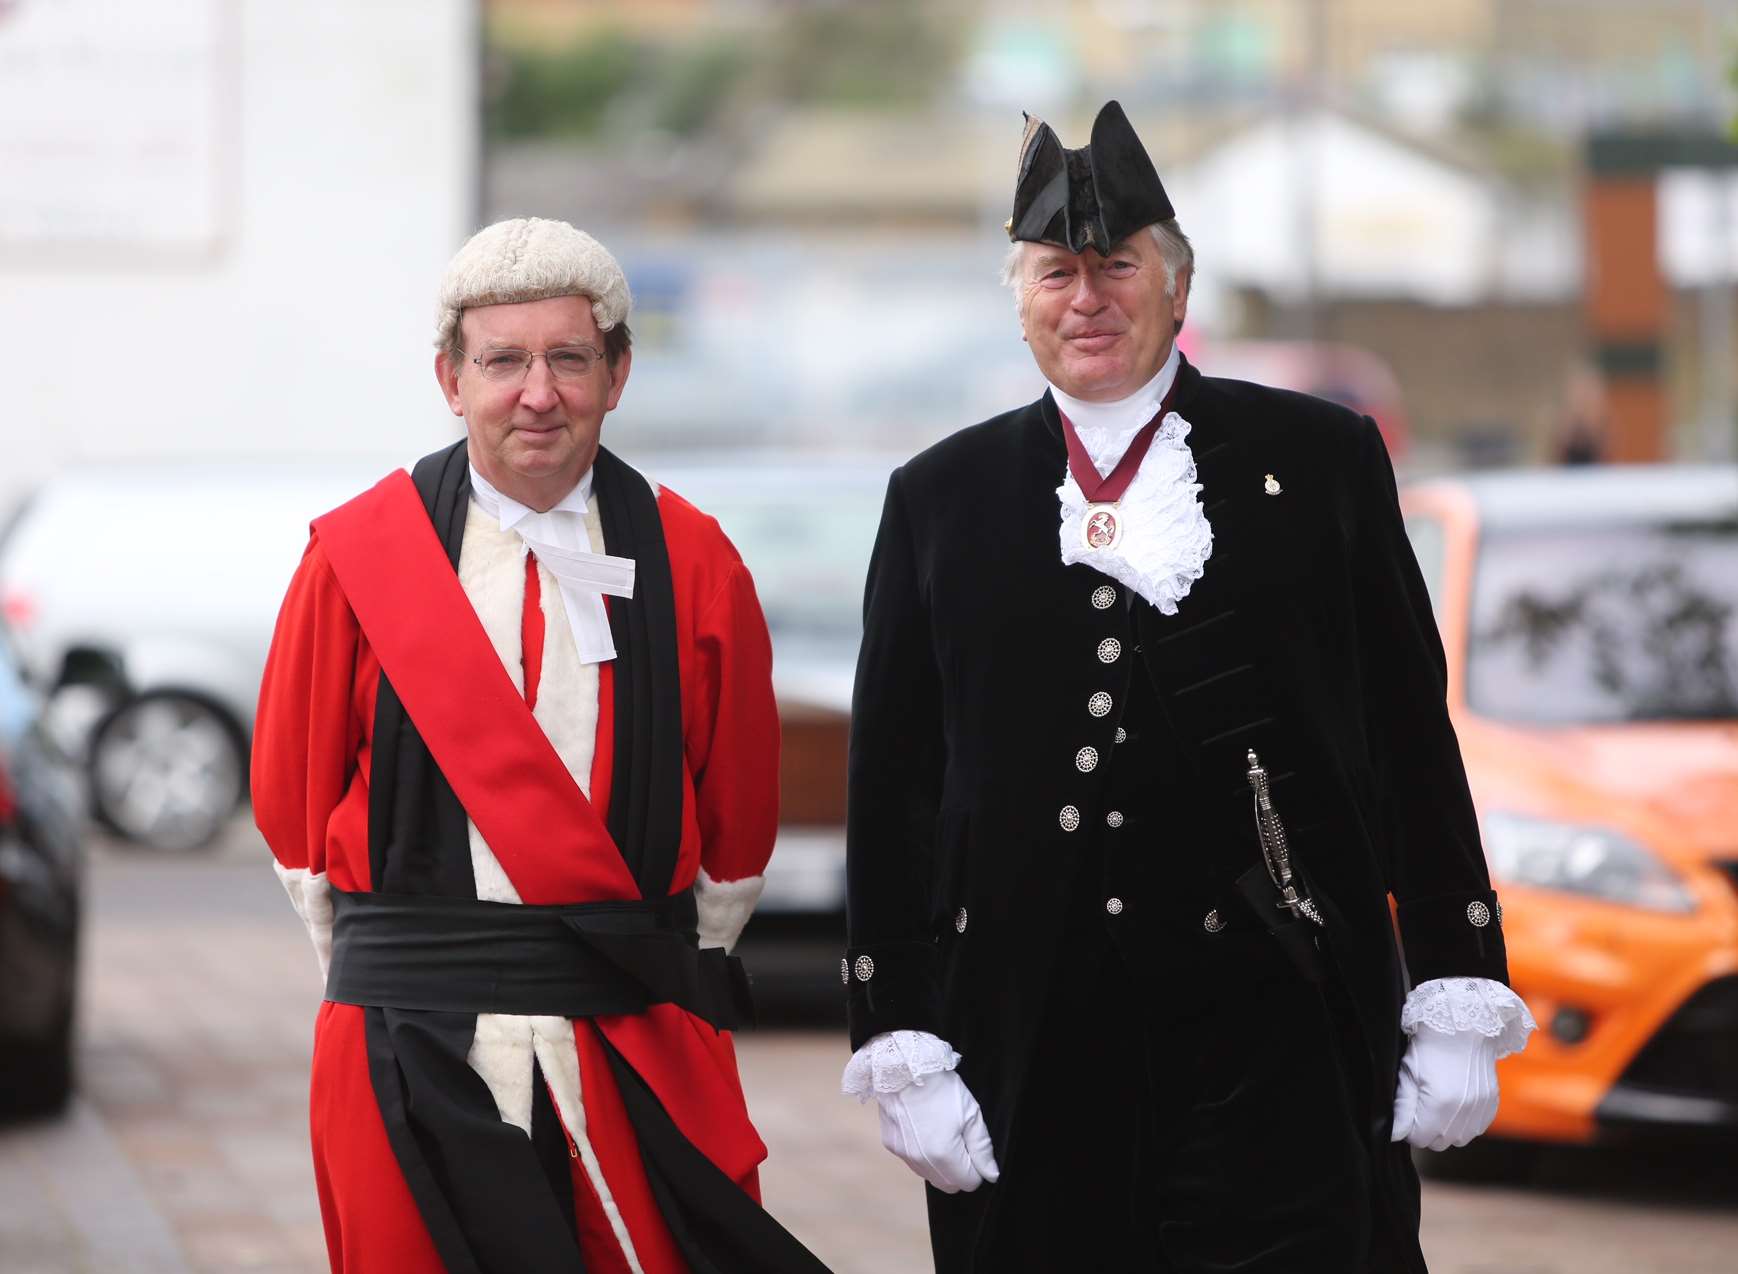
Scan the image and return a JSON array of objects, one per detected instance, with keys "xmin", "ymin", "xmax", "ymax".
[
  {"xmin": 273, "ymin": 862, "xmax": 333, "ymax": 978},
  {"xmin": 454, "ymin": 493, "xmax": 645, "ymax": 1274},
  {"xmin": 695, "ymin": 867, "xmax": 764, "ymax": 953}
]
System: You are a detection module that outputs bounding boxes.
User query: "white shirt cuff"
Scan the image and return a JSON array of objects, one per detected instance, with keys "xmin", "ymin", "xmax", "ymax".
[
  {"xmin": 841, "ymin": 1029, "xmax": 961, "ymax": 1102},
  {"xmin": 1401, "ymin": 976, "xmax": 1536, "ymax": 1059}
]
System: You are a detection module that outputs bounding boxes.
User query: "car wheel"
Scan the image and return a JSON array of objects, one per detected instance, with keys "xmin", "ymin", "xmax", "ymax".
[
  {"xmin": 89, "ymin": 692, "xmax": 244, "ymax": 851},
  {"xmin": 1413, "ymin": 1136, "xmax": 1541, "ymax": 1185}
]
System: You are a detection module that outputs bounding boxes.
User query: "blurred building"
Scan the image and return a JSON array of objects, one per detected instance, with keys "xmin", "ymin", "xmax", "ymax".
[
  {"xmin": 0, "ymin": 0, "xmax": 480, "ymax": 511},
  {"xmin": 477, "ymin": 0, "xmax": 1738, "ymax": 466}
]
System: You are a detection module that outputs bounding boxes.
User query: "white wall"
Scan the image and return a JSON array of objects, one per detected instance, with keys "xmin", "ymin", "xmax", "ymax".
[{"xmin": 0, "ymin": 0, "xmax": 478, "ymax": 510}]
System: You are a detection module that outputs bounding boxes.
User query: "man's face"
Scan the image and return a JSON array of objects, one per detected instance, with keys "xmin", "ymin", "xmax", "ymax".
[
  {"xmin": 435, "ymin": 294, "xmax": 630, "ymax": 508},
  {"xmin": 1016, "ymin": 232, "xmax": 1188, "ymax": 403}
]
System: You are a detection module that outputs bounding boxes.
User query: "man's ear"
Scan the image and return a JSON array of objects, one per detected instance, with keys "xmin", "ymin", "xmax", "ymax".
[
  {"xmin": 435, "ymin": 350, "xmax": 465, "ymax": 417},
  {"xmin": 1171, "ymin": 264, "xmax": 1192, "ymax": 335},
  {"xmin": 603, "ymin": 347, "xmax": 633, "ymax": 412}
]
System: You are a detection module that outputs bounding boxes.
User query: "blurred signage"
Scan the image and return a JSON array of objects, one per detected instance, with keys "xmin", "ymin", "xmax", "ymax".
[{"xmin": 0, "ymin": 0, "xmax": 232, "ymax": 261}]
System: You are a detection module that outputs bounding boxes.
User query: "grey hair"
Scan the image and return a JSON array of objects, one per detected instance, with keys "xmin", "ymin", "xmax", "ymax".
[{"xmin": 1000, "ymin": 219, "xmax": 1195, "ymax": 308}]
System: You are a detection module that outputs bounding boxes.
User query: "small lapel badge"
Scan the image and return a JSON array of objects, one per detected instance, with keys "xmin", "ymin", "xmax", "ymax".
[{"xmin": 1264, "ymin": 473, "xmax": 1283, "ymax": 496}]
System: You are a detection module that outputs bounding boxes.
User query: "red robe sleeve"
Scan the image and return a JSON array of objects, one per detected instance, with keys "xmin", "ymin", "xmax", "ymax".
[
  {"xmin": 686, "ymin": 558, "xmax": 780, "ymax": 948},
  {"xmin": 253, "ymin": 537, "xmax": 376, "ymax": 968}
]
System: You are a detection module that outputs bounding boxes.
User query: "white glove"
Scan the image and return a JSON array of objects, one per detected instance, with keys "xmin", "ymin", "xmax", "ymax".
[
  {"xmin": 1391, "ymin": 975, "xmax": 1536, "ymax": 1151},
  {"xmin": 842, "ymin": 1029, "xmax": 1000, "ymax": 1193},
  {"xmin": 875, "ymin": 1068, "xmax": 1001, "ymax": 1193},
  {"xmin": 1390, "ymin": 1025, "xmax": 1500, "ymax": 1151}
]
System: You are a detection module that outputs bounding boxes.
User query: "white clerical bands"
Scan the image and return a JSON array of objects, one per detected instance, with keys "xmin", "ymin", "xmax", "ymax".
[{"xmin": 468, "ymin": 468, "xmax": 636, "ymax": 665}]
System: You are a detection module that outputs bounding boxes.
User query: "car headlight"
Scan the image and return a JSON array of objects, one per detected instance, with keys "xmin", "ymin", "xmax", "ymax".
[{"xmin": 1482, "ymin": 811, "xmax": 1696, "ymax": 914}]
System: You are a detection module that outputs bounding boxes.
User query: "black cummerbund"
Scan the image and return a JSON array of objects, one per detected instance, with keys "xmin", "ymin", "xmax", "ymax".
[{"xmin": 325, "ymin": 887, "xmax": 753, "ymax": 1031}]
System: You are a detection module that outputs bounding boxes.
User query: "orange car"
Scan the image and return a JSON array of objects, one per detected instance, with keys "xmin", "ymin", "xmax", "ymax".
[{"xmin": 1401, "ymin": 464, "xmax": 1738, "ymax": 1155}]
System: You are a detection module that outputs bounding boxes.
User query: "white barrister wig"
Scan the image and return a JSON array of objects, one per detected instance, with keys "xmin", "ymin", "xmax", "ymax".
[{"xmin": 434, "ymin": 216, "xmax": 632, "ymax": 351}]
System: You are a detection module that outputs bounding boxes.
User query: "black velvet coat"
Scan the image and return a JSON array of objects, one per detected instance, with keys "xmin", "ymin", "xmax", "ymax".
[{"xmin": 844, "ymin": 356, "xmax": 1510, "ymax": 1266}]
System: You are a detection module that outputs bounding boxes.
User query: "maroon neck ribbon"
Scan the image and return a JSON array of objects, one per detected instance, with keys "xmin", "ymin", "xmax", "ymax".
[{"xmin": 1059, "ymin": 384, "xmax": 1178, "ymax": 504}]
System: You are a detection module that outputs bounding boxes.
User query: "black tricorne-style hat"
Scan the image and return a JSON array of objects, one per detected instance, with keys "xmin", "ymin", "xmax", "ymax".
[{"xmin": 1007, "ymin": 100, "xmax": 1175, "ymax": 255}]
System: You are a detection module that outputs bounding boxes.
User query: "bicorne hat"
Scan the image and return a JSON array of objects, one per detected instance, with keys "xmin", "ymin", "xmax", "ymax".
[{"xmin": 1007, "ymin": 100, "xmax": 1174, "ymax": 255}]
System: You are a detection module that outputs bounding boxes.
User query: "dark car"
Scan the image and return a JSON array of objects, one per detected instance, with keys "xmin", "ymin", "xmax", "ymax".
[{"xmin": 0, "ymin": 612, "xmax": 85, "ymax": 1116}]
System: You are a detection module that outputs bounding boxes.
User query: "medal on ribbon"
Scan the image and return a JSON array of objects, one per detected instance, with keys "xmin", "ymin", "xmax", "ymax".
[
  {"xmin": 1082, "ymin": 505, "xmax": 1122, "ymax": 550},
  {"xmin": 1059, "ymin": 384, "xmax": 1178, "ymax": 554}
]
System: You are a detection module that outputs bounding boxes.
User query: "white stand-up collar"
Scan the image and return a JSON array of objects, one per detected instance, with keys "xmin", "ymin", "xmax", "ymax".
[
  {"xmin": 1048, "ymin": 344, "xmax": 1181, "ymax": 479},
  {"xmin": 469, "ymin": 463, "xmax": 593, "ymax": 527}
]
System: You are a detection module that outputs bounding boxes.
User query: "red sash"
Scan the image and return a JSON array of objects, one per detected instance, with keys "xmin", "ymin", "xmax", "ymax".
[{"xmin": 313, "ymin": 470, "xmax": 640, "ymax": 905}]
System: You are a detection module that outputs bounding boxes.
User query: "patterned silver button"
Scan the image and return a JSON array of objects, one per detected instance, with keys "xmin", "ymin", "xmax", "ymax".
[
  {"xmin": 1075, "ymin": 746, "xmax": 1099, "ymax": 772},
  {"xmin": 840, "ymin": 957, "xmax": 849, "ymax": 985},
  {"xmin": 1088, "ymin": 691, "xmax": 1113, "ymax": 718},
  {"xmin": 1467, "ymin": 901, "xmax": 1492, "ymax": 928},
  {"xmin": 1059, "ymin": 805, "xmax": 1081, "ymax": 831},
  {"xmin": 1114, "ymin": 726, "xmax": 1127, "ymax": 744},
  {"xmin": 1105, "ymin": 897, "xmax": 1124, "ymax": 916},
  {"xmin": 1105, "ymin": 810, "xmax": 1125, "ymax": 829},
  {"xmin": 1203, "ymin": 909, "xmax": 1226, "ymax": 934},
  {"xmin": 854, "ymin": 954, "xmax": 876, "ymax": 981},
  {"xmin": 1096, "ymin": 637, "xmax": 1122, "ymax": 664},
  {"xmin": 1495, "ymin": 900, "xmax": 1504, "ymax": 924},
  {"xmin": 1091, "ymin": 584, "xmax": 1117, "ymax": 610},
  {"xmin": 954, "ymin": 908, "xmax": 968, "ymax": 934}
]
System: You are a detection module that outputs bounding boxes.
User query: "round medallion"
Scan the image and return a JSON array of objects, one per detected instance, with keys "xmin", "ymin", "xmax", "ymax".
[
  {"xmin": 1105, "ymin": 897, "xmax": 1124, "ymax": 916},
  {"xmin": 854, "ymin": 954, "xmax": 876, "ymax": 981},
  {"xmin": 1466, "ymin": 901, "xmax": 1492, "ymax": 928},
  {"xmin": 840, "ymin": 957, "xmax": 849, "ymax": 985},
  {"xmin": 1096, "ymin": 638, "xmax": 1122, "ymax": 664},
  {"xmin": 1083, "ymin": 504, "xmax": 1123, "ymax": 551},
  {"xmin": 1114, "ymin": 726, "xmax": 1127, "ymax": 744},
  {"xmin": 1075, "ymin": 746, "xmax": 1099, "ymax": 773},
  {"xmin": 1495, "ymin": 900, "xmax": 1504, "ymax": 924},
  {"xmin": 1105, "ymin": 810, "xmax": 1125, "ymax": 829},
  {"xmin": 1058, "ymin": 805, "xmax": 1081, "ymax": 832},
  {"xmin": 954, "ymin": 908, "xmax": 968, "ymax": 934},
  {"xmin": 1091, "ymin": 585, "xmax": 1117, "ymax": 610},
  {"xmin": 1088, "ymin": 692, "xmax": 1113, "ymax": 718},
  {"xmin": 1203, "ymin": 909, "xmax": 1226, "ymax": 934}
]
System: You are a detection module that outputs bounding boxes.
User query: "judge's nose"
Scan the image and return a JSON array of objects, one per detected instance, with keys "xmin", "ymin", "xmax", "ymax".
[{"xmin": 518, "ymin": 362, "xmax": 560, "ymax": 412}]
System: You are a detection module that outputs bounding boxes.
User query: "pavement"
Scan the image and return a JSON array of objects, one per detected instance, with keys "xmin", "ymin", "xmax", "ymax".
[{"xmin": 2, "ymin": 822, "xmax": 1736, "ymax": 1272}]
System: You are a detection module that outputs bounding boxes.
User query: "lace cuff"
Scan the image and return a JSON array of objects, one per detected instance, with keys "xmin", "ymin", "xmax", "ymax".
[
  {"xmin": 841, "ymin": 1029, "xmax": 961, "ymax": 1102},
  {"xmin": 1401, "ymin": 976, "xmax": 1537, "ymax": 1059}
]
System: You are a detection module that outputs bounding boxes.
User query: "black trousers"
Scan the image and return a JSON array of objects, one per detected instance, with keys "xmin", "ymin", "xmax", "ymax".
[{"xmin": 928, "ymin": 926, "xmax": 1382, "ymax": 1273}]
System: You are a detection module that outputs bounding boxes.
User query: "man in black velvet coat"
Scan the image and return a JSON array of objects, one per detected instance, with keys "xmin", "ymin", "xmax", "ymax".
[{"xmin": 839, "ymin": 103, "xmax": 1535, "ymax": 1272}]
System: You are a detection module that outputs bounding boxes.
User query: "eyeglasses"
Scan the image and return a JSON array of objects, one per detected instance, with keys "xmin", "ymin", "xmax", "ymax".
[{"xmin": 468, "ymin": 345, "xmax": 605, "ymax": 383}]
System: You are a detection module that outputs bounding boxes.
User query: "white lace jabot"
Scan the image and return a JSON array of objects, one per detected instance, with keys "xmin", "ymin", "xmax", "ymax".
[{"xmin": 1051, "ymin": 347, "xmax": 1212, "ymax": 615}]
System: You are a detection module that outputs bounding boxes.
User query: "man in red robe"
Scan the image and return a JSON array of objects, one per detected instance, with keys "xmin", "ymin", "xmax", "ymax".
[{"xmin": 254, "ymin": 217, "xmax": 829, "ymax": 1273}]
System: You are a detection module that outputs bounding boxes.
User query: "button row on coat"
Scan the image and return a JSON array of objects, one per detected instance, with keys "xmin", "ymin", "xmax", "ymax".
[{"xmin": 1071, "ymin": 587, "xmax": 1121, "ymax": 840}]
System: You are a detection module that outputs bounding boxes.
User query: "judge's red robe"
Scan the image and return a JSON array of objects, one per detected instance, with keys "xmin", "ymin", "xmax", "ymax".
[{"xmin": 254, "ymin": 469, "xmax": 780, "ymax": 1273}]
